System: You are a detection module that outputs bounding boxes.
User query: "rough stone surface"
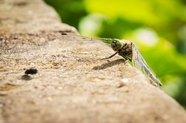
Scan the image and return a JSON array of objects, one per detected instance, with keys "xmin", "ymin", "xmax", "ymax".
[{"xmin": 0, "ymin": 0, "xmax": 186, "ymax": 123}]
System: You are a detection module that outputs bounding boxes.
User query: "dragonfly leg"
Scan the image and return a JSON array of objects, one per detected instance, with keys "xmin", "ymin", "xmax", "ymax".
[
  {"xmin": 122, "ymin": 57, "xmax": 132, "ymax": 64},
  {"xmin": 124, "ymin": 57, "xmax": 131, "ymax": 62},
  {"xmin": 124, "ymin": 59, "xmax": 128, "ymax": 63},
  {"xmin": 101, "ymin": 52, "xmax": 118, "ymax": 60}
]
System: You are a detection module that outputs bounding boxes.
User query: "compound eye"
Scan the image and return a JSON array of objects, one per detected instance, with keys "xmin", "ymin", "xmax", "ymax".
[
  {"xmin": 111, "ymin": 41, "xmax": 116, "ymax": 47},
  {"xmin": 111, "ymin": 39, "xmax": 122, "ymax": 51},
  {"xmin": 111, "ymin": 40, "xmax": 118, "ymax": 51}
]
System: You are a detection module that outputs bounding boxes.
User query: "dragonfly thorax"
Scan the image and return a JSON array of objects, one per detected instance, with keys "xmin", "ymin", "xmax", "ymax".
[{"xmin": 118, "ymin": 41, "xmax": 133, "ymax": 61}]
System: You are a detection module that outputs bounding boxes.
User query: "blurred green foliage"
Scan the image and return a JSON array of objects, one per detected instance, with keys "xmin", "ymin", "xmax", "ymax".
[{"xmin": 44, "ymin": 0, "xmax": 186, "ymax": 108}]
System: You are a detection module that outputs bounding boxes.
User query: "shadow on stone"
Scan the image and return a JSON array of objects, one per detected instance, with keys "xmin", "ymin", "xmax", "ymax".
[
  {"xmin": 93, "ymin": 59, "xmax": 126, "ymax": 70},
  {"xmin": 21, "ymin": 74, "xmax": 32, "ymax": 81}
]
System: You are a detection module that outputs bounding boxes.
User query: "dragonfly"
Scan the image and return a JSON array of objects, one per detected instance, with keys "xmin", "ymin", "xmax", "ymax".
[
  {"xmin": 101, "ymin": 38, "xmax": 162, "ymax": 87},
  {"xmin": 60, "ymin": 34, "xmax": 162, "ymax": 87}
]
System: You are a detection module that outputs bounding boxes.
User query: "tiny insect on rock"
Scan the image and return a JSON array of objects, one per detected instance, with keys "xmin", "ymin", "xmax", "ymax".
[
  {"xmin": 102, "ymin": 39, "xmax": 162, "ymax": 87},
  {"xmin": 25, "ymin": 68, "xmax": 38, "ymax": 75}
]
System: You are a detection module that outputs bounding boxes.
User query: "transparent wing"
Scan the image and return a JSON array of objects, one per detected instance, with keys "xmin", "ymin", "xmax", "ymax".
[{"xmin": 131, "ymin": 43, "xmax": 162, "ymax": 87}]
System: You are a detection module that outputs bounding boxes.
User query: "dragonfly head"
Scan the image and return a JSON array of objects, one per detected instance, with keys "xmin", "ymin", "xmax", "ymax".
[{"xmin": 111, "ymin": 39, "xmax": 122, "ymax": 51}]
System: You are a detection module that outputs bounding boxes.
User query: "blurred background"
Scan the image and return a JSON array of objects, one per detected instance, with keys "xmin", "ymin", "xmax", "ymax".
[{"xmin": 44, "ymin": 0, "xmax": 186, "ymax": 108}]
